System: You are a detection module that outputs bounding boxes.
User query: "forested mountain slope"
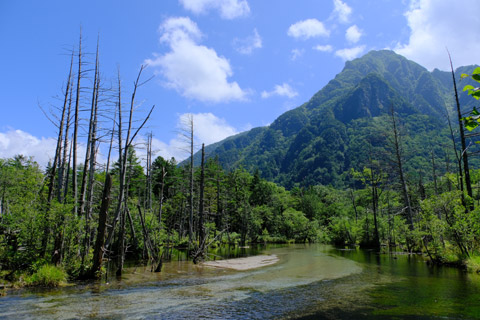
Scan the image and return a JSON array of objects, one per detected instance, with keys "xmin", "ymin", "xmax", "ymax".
[{"xmin": 195, "ymin": 50, "xmax": 478, "ymax": 188}]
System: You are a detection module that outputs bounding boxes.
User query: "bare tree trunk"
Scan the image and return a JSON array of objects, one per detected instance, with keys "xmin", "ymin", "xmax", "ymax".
[
  {"xmin": 109, "ymin": 69, "xmax": 124, "ymax": 275},
  {"xmin": 79, "ymin": 137, "xmax": 91, "ymax": 216},
  {"xmin": 126, "ymin": 206, "xmax": 137, "ymax": 247},
  {"xmin": 145, "ymin": 133, "xmax": 153, "ymax": 211},
  {"xmin": 199, "ymin": 143, "xmax": 205, "ymax": 248},
  {"xmin": 115, "ymin": 69, "xmax": 138, "ymax": 276},
  {"xmin": 390, "ymin": 106, "xmax": 414, "ymax": 230},
  {"xmin": 85, "ymin": 63, "xmax": 100, "ymax": 263},
  {"xmin": 89, "ymin": 173, "xmax": 112, "ymax": 278},
  {"xmin": 188, "ymin": 116, "xmax": 194, "ymax": 245},
  {"xmin": 137, "ymin": 204, "xmax": 161, "ymax": 270},
  {"xmin": 158, "ymin": 166, "xmax": 166, "ymax": 229},
  {"xmin": 104, "ymin": 66, "xmax": 154, "ymax": 276},
  {"xmin": 369, "ymin": 158, "xmax": 380, "ymax": 250},
  {"xmin": 49, "ymin": 52, "xmax": 73, "ymax": 206},
  {"xmin": 47, "ymin": 52, "xmax": 74, "ymax": 262},
  {"xmin": 79, "ymin": 39, "xmax": 100, "ymax": 218},
  {"xmin": 64, "ymin": 134, "xmax": 73, "ymax": 203},
  {"xmin": 450, "ymin": 54, "xmax": 473, "ymax": 205},
  {"xmin": 86, "ymin": 105, "xmax": 99, "ymax": 217},
  {"xmin": 80, "ymin": 40, "xmax": 100, "ymax": 271},
  {"xmin": 179, "ymin": 198, "xmax": 184, "ymax": 239},
  {"xmin": 192, "ymin": 146, "xmax": 209, "ymax": 264},
  {"xmin": 216, "ymin": 165, "xmax": 222, "ymax": 233},
  {"xmin": 116, "ymin": 206, "xmax": 125, "ymax": 277},
  {"xmin": 446, "ymin": 108, "xmax": 465, "ymax": 200},
  {"xmin": 59, "ymin": 72, "xmax": 74, "ymax": 203},
  {"xmin": 105, "ymin": 106, "xmax": 116, "ymax": 175},
  {"xmin": 115, "ymin": 88, "xmax": 127, "ymax": 276},
  {"xmin": 72, "ymin": 30, "xmax": 83, "ymax": 214}
]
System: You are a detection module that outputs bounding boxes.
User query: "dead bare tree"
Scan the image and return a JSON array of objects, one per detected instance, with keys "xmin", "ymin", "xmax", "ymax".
[
  {"xmin": 89, "ymin": 173, "xmax": 112, "ymax": 278},
  {"xmin": 102, "ymin": 65, "xmax": 155, "ymax": 276},
  {"xmin": 184, "ymin": 115, "xmax": 195, "ymax": 246},
  {"xmin": 198, "ymin": 143, "xmax": 206, "ymax": 252},
  {"xmin": 72, "ymin": 30, "xmax": 84, "ymax": 214},
  {"xmin": 48, "ymin": 52, "xmax": 74, "ymax": 206},
  {"xmin": 446, "ymin": 105, "xmax": 465, "ymax": 203},
  {"xmin": 137, "ymin": 204, "xmax": 162, "ymax": 272},
  {"xmin": 86, "ymin": 69, "xmax": 100, "ymax": 222},
  {"xmin": 158, "ymin": 166, "xmax": 166, "ymax": 229},
  {"xmin": 79, "ymin": 38, "xmax": 100, "ymax": 219},
  {"xmin": 368, "ymin": 156, "xmax": 381, "ymax": 250},
  {"xmin": 105, "ymin": 105, "xmax": 117, "ymax": 175},
  {"xmin": 449, "ymin": 53, "xmax": 473, "ymax": 206},
  {"xmin": 145, "ymin": 132, "xmax": 153, "ymax": 211},
  {"xmin": 48, "ymin": 51, "xmax": 74, "ymax": 263},
  {"xmin": 58, "ymin": 71, "xmax": 74, "ymax": 203},
  {"xmin": 390, "ymin": 106, "xmax": 414, "ymax": 230}
]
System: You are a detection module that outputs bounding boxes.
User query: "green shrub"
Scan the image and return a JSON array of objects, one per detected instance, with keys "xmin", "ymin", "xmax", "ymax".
[
  {"xmin": 25, "ymin": 265, "xmax": 67, "ymax": 287},
  {"xmin": 466, "ymin": 255, "xmax": 480, "ymax": 273},
  {"xmin": 221, "ymin": 232, "xmax": 240, "ymax": 244}
]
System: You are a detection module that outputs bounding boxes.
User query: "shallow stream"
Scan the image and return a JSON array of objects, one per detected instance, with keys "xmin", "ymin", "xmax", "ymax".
[{"xmin": 1, "ymin": 244, "xmax": 480, "ymax": 319}]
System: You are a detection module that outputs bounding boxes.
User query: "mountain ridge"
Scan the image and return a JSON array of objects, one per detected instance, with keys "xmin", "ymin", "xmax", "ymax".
[{"xmin": 189, "ymin": 50, "xmax": 479, "ymax": 188}]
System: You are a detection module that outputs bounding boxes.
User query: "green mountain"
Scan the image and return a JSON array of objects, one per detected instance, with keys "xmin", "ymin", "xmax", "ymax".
[{"xmin": 194, "ymin": 50, "xmax": 479, "ymax": 188}]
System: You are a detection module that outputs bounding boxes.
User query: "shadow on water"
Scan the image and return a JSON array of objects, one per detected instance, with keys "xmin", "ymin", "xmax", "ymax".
[
  {"xmin": 295, "ymin": 247, "xmax": 480, "ymax": 319},
  {"xmin": 1, "ymin": 244, "xmax": 480, "ymax": 319}
]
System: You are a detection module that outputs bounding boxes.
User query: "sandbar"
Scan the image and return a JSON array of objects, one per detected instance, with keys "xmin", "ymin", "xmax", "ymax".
[{"xmin": 202, "ymin": 254, "xmax": 279, "ymax": 271}]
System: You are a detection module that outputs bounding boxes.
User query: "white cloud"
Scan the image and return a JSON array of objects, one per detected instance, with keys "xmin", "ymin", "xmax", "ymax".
[
  {"xmin": 0, "ymin": 129, "xmax": 103, "ymax": 168},
  {"xmin": 159, "ymin": 16, "xmax": 202, "ymax": 43},
  {"xmin": 146, "ymin": 17, "xmax": 246, "ymax": 103},
  {"xmin": 332, "ymin": 0, "xmax": 352, "ymax": 24},
  {"xmin": 395, "ymin": 0, "xmax": 480, "ymax": 70},
  {"xmin": 0, "ymin": 129, "xmax": 57, "ymax": 167},
  {"xmin": 0, "ymin": 120, "xmax": 237, "ymax": 169},
  {"xmin": 313, "ymin": 44, "xmax": 333, "ymax": 52},
  {"xmin": 287, "ymin": 19, "xmax": 330, "ymax": 40},
  {"xmin": 335, "ymin": 45, "xmax": 366, "ymax": 61},
  {"xmin": 261, "ymin": 83, "xmax": 298, "ymax": 99},
  {"xmin": 181, "ymin": 113, "xmax": 238, "ymax": 145},
  {"xmin": 133, "ymin": 135, "xmax": 185, "ymax": 164},
  {"xmin": 291, "ymin": 48, "xmax": 305, "ymax": 61},
  {"xmin": 233, "ymin": 29, "xmax": 262, "ymax": 55},
  {"xmin": 345, "ymin": 25, "xmax": 362, "ymax": 44},
  {"xmin": 179, "ymin": 0, "xmax": 250, "ymax": 19},
  {"xmin": 149, "ymin": 113, "xmax": 238, "ymax": 161}
]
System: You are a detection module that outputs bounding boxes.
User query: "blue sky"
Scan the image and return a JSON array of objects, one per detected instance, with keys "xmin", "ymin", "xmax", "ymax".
[{"xmin": 1, "ymin": 0, "xmax": 480, "ymax": 166}]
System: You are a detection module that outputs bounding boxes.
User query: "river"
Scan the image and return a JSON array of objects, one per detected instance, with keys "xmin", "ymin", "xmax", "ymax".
[{"xmin": 1, "ymin": 244, "xmax": 479, "ymax": 319}]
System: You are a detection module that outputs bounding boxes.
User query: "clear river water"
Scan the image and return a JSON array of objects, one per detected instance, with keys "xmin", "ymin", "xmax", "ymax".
[{"xmin": 1, "ymin": 244, "xmax": 480, "ymax": 319}]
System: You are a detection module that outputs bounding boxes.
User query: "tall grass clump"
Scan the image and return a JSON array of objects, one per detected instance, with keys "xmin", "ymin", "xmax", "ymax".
[{"xmin": 25, "ymin": 265, "xmax": 67, "ymax": 287}]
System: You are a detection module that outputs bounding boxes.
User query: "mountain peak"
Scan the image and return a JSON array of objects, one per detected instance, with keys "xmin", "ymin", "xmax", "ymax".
[{"xmin": 190, "ymin": 50, "xmax": 474, "ymax": 187}]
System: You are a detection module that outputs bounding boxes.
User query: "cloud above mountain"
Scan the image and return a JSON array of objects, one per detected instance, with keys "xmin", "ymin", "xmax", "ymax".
[
  {"xmin": 288, "ymin": 19, "xmax": 330, "ymax": 40},
  {"xmin": 145, "ymin": 17, "xmax": 246, "ymax": 103},
  {"xmin": 261, "ymin": 83, "xmax": 298, "ymax": 99},
  {"xmin": 396, "ymin": 0, "xmax": 480, "ymax": 70}
]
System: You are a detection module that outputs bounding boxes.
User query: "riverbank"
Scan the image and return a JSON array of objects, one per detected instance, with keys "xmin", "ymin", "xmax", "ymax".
[{"xmin": 202, "ymin": 254, "xmax": 279, "ymax": 270}]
